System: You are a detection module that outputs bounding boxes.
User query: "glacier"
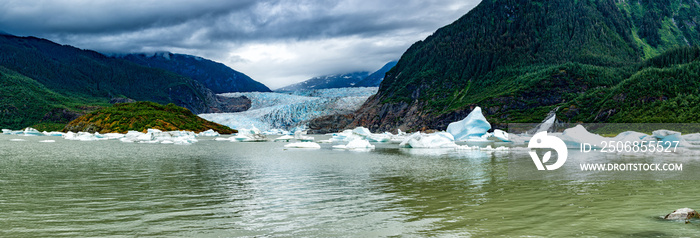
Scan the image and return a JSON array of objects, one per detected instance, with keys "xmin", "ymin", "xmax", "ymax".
[{"xmin": 199, "ymin": 87, "xmax": 378, "ymax": 132}]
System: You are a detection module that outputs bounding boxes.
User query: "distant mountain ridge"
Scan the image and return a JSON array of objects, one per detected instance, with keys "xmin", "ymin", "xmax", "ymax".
[
  {"xmin": 276, "ymin": 71, "xmax": 370, "ymax": 91},
  {"xmin": 118, "ymin": 52, "xmax": 271, "ymax": 93},
  {"xmin": 276, "ymin": 60, "xmax": 397, "ymax": 91},
  {"xmin": 355, "ymin": 61, "xmax": 398, "ymax": 87}
]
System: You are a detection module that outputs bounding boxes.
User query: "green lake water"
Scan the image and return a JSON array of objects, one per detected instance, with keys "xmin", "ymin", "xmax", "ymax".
[{"xmin": 0, "ymin": 135, "xmax": 698, "ymax": 237}]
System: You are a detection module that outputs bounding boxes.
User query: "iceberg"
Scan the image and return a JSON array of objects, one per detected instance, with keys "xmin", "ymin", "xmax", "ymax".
[
  {"xmin": 42, "ymin": 131, "xmax": 66, "ymax": 137},
  {"xmin": 558, "ymin": 125, "xmax": 606, "ymax": 148},
  {"xmin": 21, "ymin": 128, "xmax": 43, "ymax": 136},
  {"xmin": 63, "ymin": 132, "xmax": 104, "ymax": 141},
  {"xmin": 447, "ymin": 107, "xmax": 492, "ymax": 141},
  {"xmin": 197, "ymin": 129, "xmax": 220, "ymax": 137},
  {"xmin": 284, "ymin": 142, "xmax": 321, "ymax": 149},
  {"xmin": 273, "ymin": 135, "xmax": 295, "ymax": 142},
  {"xmin": 294, "ymin": 130, "xmax": 314, "ymax": 142},
  {"xmin": 491, "ymin": 129, "xmax": 510, "ymax": 142},
  {"xmin": 61, "ymin": 129, "xmax": 198, "ymax": 144},
  {"xmin": 399, "ymin": 132, "xmax": 457, "ymax": 148},
  {"xmin": 39, "ymin": 140, "xmax": 56, "ymax": 143},
  {"xmin": 332, "ymin": 138, "xmax": 375, "ymax": 150},
  {"xmin": 652, "ymin": 130, "xmax": 692, "ymax": 147},
  {"xmin": 352, "ymin": 127, "xmax": 372, "ymax": 137}
]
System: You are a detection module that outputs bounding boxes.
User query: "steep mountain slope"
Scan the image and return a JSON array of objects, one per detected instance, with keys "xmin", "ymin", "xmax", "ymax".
[
  {"xmin": 276, "ymin": 71, "xmax": 370, "ymax": 91},
  {"xmin": 351, "ymin": 0, "xmax": 700, "ymax": 132},
  {"xmin": 118, "ymin": 52, "xmax": 271, "ymax": 93},
  {"xmin": 0, "ymin": 66, "xmax": 89, "ymax": 130},
  {"xmin": 355, "ymin": 61, "xmax": 398, "ymax": 87},
  {"xmin": 0, "ymin": 34, "xmax": 250, "ymax": 129}
]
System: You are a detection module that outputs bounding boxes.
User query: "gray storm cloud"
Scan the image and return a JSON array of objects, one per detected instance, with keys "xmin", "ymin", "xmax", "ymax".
[{"xmin": 0, "ymin": 0, "xmax": 480, "ymax": 89}]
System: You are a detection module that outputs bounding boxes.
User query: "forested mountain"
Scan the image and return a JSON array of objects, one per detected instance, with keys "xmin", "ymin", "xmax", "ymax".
[
  {"xmin": 118, "ymin": 52, "xmax": 271, "ymax": 93},
  {"xmin": 350, "ymin": 0, "xmax": 700, "ymax": 132},
  {"xmin": 0, "ymin": 34, "xmax": 247, "ymax": 130}
]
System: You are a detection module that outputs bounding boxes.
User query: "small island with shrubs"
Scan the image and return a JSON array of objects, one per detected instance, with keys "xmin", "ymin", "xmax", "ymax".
[{"xmin": 63, "ymin": 101, "xmax": 236, "ymax": 134}]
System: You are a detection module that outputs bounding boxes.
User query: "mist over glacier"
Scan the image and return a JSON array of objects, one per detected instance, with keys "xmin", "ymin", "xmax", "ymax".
[{"xmin": 199, "ymin": 87, "xmax": 377, "ymax": 131}]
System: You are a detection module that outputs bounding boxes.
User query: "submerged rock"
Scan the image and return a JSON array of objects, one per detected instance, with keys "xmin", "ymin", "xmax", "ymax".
[{"xmin": 664, "ymin": 208, "xmax": 699, "ymax": 221}]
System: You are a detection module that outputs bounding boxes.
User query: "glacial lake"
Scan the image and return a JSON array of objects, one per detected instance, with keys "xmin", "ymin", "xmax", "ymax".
[{"xmin": 0, "ymin": 134, "xmax": 698, "ymax": 237}]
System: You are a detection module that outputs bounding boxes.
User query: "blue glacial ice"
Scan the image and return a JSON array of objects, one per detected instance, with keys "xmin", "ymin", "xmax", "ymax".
[
  {"xmin": 446, "ymin": 106, "xmax": 492, "ymax": 141},
  {"xmin": 199, "ymin": 87, "xmax": 378, "ymax": 132}
]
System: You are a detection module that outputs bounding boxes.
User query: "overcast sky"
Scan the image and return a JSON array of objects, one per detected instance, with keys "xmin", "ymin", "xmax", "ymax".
[{"xmin": 0, "ymin": 0, "xmax": 480, "ymax": 89}]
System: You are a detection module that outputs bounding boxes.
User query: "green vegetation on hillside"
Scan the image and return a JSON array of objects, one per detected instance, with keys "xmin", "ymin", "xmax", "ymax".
[
  {"xmin": 0, "ymin": 66, "xmax": 106, "ymax": 131},
  {"xmin": 362, "ymin": 0, "xmax": 700, "ymax": 130},
  {"xmin": 64, "ymin": 102, "xmax": 236, "ymax": 134},
  {"xmin": 0, "ymin": 35, "xmax": 220, "ymax": 115}
]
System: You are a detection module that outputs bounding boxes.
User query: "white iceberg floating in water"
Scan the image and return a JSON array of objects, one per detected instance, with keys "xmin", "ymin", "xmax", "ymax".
[
  {"xmin": 273, "ymin": 135, "xmax": 295, "ymax": 142},
  {"xmin": 284, "ymin": 142, "xmax": 321, "ymax": 149},
  {"xmin": 447, "ymin": 107, "xmax": 492, "ymax": 142},
  {"xmin": 332, "ymin": 138, "xmax": 375, "ymax": 150},
  {"xmin": 38, "ymin": 140, "xmax": 56, "ymax": 143},
  {"xmin": 214, "ymin": 126, "xmax": 268, "ymax": 142},
  {"xmin": 61, "ymin": 129, "xmax": 198, "ymax": 144},
  {"xmin": 197, "ymin": 129, "xmax": 220, "ymax": 137},
  {"xmin": 294, "ymin": 130, "xmax": 314, "ymax": 142},
  {"xmin": 21, "ymin": 128, "xmax": 43, "ymax": 136},
  {"xmin": 399, "ymin": 132, "xmax": 457, "ymax": 148},
  {"xmin": 327, "ymin": 127, "xmax": 398, "ymax": 143},
  {"xmin": 558, "ymin": 125, "xmax": 606, "ymax": 148},
  {"xmin": 42, "ymin": 131, "xmax": 65, "ymax": 137},
  {"xmin": 491, "ymin": 129, "xmax": 509, "ymax": 142},
  {"xmin": 652, "ymin": 130, "xmax": 692, "ymax": 147}
]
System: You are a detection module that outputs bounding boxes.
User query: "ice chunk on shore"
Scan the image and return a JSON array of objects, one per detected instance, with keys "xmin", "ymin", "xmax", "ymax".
[
  {"xmin": 333, "ymin": 138, "xmax": 375, "ymax": 150},
  {"xmin": 447, "ymin": 107, "xmax": 491, "ymax": 141},
  {"xmin": 399, "ymin": 132, "xmax": 457, "ymax": 148},
  {"xmin": 284, "ymin": 142, "xmax": 321, "ymax": 149}
]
